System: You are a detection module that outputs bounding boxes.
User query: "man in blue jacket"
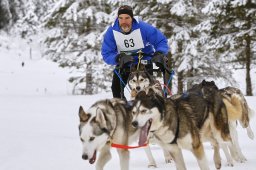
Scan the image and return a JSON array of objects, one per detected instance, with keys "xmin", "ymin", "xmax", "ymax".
[{"xmin": 101, "ymin": 5, "xmax": 169, "ymax": 99}]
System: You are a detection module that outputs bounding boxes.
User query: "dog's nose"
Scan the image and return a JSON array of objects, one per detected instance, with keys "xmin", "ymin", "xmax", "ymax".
[
  {"xmin": 132, "ymin": 121, "xmax": 138, "ymax": 128},
  {"xmin": 136, "ymin": 86, "xmax": 141, "ymax": 91},
  {"xmin": 82, "ymin": 154, "xmax": 88, "ymax": 160}
]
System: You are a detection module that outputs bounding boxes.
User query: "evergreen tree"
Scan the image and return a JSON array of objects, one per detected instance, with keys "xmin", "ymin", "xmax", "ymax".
[
  {"xmin": 0, "ymin": 0, "xmax": 20, "ymax": 30},
  {"xmin": 143, "ymin": 0, "xmax": 233, "ymax": 93},
  {"xmin": 204, "ymin": 0, "xmax": 256, "ymax": 95},
  {"xmin": 43, "ymin": 0, "xmax": 113, "ymax": 94}
]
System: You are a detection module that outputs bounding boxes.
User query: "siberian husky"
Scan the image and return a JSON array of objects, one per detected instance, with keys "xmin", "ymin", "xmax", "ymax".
[
  {"xmin": 128, "ymin": 70, "xmax": 163, "ymax": 99},
  {"xmin": 78, "ymin": 98, "xmax": 157, "ymax": 170},
  {"xmin": 131, "ymin": 89, "xmax": 232, "ymax": 170},
  {"xmin": 128, "ymin": 69, "xmax": 174, "ymax": 163},
  {"xmin": 191, "ymin": 80, "xmax": 255, "ymax": 164}
]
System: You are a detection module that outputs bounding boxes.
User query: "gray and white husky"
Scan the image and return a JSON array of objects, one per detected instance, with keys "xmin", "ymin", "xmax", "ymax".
[
  {"xmin": 128, "ymin": 69, "xmax": 174, "ymax": 163},
  {"xmin": 128, "ymin": 70, "xmax": 163, "ymax": 99},
  {"xmin": 78, "ymin": 98, "xmax": 157, "ymax": 170},
  {"xmin": 131, "ymin": 89, "xmax": 232, "ymax": 170}
]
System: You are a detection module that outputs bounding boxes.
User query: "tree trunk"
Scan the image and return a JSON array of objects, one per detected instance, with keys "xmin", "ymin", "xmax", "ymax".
[
  {"xmin": 245, "ymin": 34, "xmax": 252, "ymax": 96},
  {"xmin": 245, "ymin": 5, "xmax": 253, "ymax": 96},
  {"xmin": 177, "ymin": 70, "xmax": 184, "ymax": 94},
  {"xmin": 85, "ymin": 62, "xmax": 93, "ymax": 95}
]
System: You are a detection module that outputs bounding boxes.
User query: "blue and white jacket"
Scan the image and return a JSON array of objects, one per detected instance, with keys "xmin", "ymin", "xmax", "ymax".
[{"xmin": 101, "ymin": 17, "xmax": 169, "ymax": 66}]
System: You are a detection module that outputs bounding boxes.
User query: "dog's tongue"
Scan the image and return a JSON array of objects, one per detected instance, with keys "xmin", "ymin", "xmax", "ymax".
[
  {"xmin": 89, "ymin": 151, "xmax": 97, "ymax": 164},
  {"xmin": 139, "ymin": 120, "xmax": 151, "ymax": 146}
]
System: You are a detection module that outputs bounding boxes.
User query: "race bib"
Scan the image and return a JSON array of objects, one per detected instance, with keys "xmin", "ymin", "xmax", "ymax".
[{"xmin": 113, "ymin": 29, "xmax": 145, "ymax": 53}]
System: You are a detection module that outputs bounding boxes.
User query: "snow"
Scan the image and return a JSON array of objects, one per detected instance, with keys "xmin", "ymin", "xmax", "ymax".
[{"xmin": 0, "ymin": 41, "xmax": 256, "ymax": 170}]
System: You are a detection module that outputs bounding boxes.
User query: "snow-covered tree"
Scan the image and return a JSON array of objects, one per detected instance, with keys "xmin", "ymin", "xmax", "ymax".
[
  {"xmin": 141, "ymin": 0, "xmax": 234, "ymax": 92},
  {"xmin": 203, "ymin": 0, "xmax": 256, "ymax": 95},
  {"xmin": 0, "ymin": 0, "xmax": 19, "ymax": 30},
  {"xmin": 43, "ymin": 0, "xmax": 113, "ymax": 94}
]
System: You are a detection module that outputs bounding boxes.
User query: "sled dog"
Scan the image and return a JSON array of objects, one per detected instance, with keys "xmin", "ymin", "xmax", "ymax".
[
  {"xmin": 128, "ymin": 69, "xmax": 174, "ymax": 163},
  {"xmin": 131, "ymin": 89, "xmax": 231, "ymax": 170},
  {"xmin": 78, "ymin": 98, "xmax": 157, "ymax": 170},
  {"xmin": 190, "ymin": 80, "xmax": 255, "ymax": 164},
  {"xmin": 128, "ymin": 70, "xmax": 163, "ymax": 99}
]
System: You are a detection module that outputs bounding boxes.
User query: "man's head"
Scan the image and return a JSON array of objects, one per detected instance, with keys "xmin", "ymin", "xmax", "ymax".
[{"xmin": 118, "ymin": 5, "xmax": 133, "ymax": 33}]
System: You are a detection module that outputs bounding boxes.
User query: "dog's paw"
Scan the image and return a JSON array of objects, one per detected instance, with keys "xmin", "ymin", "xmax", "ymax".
[
  {"xmin": 165, "ymin": 158, "xmax": 172, "ymax": 164},
  {"xmin": 237, "ymin": 155, "xmax": 247, "ymax": 163},
  {"xmin": 215, "ymin": 162, "xmax": 221, "ymax": 169},
  {"xmin": 148, "ymin": 164, "xmax": 157, "ymax": 168},
  {"xmin": 226, "ymin": 160, "xmax": 234, "ymax": 167},
  {"xmin": 163, "ymin": 152, "xmax": 173, "ymax": 164},
  {"xmin": 233, "ymin": 154, "xmax": 247, "ymax": 163}
]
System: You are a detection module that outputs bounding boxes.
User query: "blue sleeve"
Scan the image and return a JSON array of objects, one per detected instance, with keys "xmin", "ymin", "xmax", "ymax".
[
  {"xmin": 101, "ymin": 27, "xmax": 118, "ymax": 65},
  {"xmin": 141, "ymin": 22, "xmax": 169, "ymax": 55}
]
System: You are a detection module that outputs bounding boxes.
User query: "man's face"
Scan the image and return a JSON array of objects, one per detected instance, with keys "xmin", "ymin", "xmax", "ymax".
[{"xmin": 118, "ymin": 14, "xmax": 132, "ymax": 33}]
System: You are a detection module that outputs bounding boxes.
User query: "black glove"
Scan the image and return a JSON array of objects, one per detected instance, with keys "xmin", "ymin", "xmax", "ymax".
[
  {"xmin": 116, "ymin": 53, "xmax": 134, "ymax": 68},
  {"xmin": 151, "ymin": 52, "xmax": 167, "ymax": 70}
]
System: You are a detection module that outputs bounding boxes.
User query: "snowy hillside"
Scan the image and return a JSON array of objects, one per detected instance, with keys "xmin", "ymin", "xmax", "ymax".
[{"xmin": 0, "ymin": 34, "xmax": 71, "ymax": 96}]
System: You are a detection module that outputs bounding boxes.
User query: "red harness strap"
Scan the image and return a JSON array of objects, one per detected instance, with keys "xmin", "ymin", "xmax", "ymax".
[{"xmin": 111, "ymin": 142, "xmax": 148, "ymax": 149}]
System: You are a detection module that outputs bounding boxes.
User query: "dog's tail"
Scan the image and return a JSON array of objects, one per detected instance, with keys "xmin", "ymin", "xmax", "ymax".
[
  {"xmin": 238, "ymin": 95, "xmax": 255, "ymax": 140},
  {"xmin": 223, "ymin": 94, "xmax": 243, "ymax": 121},
  {"xmin": 246, "ymin": 107, "xmax": 255, "ymax": 140}
]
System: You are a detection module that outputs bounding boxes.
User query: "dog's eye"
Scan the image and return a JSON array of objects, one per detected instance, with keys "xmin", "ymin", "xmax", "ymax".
[
  {"xmin": 132, "ymin": 80, "xmax": 136, "ymax": 82},
  {"xmin": 141, "ymin": 109, "xmax": 147, "ymax": 114},
  {"xmin": 89, "ymin": 136, "xmax": 95, "ymax": 142},
  {"xmin": 140, "ymin": 78, "xmax": 144, "ymax": 82},
  {"xmin": 80, "ymin": 138, "xmax": 84, "ymax": 142}
]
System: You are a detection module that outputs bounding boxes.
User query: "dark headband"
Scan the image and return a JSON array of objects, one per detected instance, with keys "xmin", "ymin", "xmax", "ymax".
[{"xmin": 118, "ymin": 5, "xmax": 133, "ymax": 18}]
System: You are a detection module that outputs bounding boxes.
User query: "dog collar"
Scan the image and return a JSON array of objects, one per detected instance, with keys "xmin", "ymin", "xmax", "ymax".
[{"xmin": 110, "ymin": 140, "xmax": 148, "ymax": 149}]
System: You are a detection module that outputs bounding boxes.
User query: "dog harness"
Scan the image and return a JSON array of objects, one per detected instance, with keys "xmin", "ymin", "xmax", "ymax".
[{"xmin": 110, "ymin": 141, "xmax": 148, "ymax": 149}]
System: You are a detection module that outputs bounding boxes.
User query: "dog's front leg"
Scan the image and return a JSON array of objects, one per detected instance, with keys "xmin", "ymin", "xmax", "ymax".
[
  {"xmin": 166, "ymin": 144, "xmax": 186, "ymax": 170},
  {"xmin": 143, "ymin": 146, "xmax": 157, "ymax": 167},
  {"xmin": 96, "ymin": 146, "xmax": 111, "ymax": 170},
  {"xmin": 117, "ymin": 148, "xmax": 129, "ymax": 170}
]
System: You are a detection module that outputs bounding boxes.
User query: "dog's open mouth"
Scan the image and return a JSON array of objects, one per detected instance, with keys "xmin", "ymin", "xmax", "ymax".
[
  {"xmin": 138, "ymin": 119, "xmax": 152, "ymax": 146},
  {"xmin": 89, "ymin": 151, "xmax": 97, "ymax": 164}
]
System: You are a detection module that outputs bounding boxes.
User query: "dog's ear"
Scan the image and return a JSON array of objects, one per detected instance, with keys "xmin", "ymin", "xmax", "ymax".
[
  {"xmin": 202, "ymin": 79, "xmax": 206, "ymax": 86},
  {"xmin": 79, "ymin": 106, "xmax": 90, "ymax": 122},
  {"xmin": 95, "ymin": 108, "xmax": 107, "ymax": 129},
  {"xmin": 145, "ymin": 71, "xmax": 154, "ymax": 83}
]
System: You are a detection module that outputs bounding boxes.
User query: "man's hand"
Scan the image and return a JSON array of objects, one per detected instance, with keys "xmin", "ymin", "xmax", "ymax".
[
  {"xmin": 116, "ymin": 53, "xmax": 134, "ymax": 68},
  {"xmin": 151, "ymin": 52, "xmax": 167, "ymax": 70}
]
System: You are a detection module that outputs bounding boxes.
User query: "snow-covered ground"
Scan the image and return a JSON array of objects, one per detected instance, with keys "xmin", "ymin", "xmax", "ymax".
[{"xmin": 0, "ymin": 38, "xmax": 255, "ymax": 170}]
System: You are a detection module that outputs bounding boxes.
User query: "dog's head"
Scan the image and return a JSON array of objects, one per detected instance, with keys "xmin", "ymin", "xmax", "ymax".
[
  {"xmin": 128, "ymin": 71, "xmax": 153, "ymax": 93},
  {"xmin": 131, "ymin": 89, "xmax": 165, "ymax": 145},
  {"xmin": 200, "ymin": 80, "xmax": 219, "ymax": 100},
  {"xmin": 189, "ymin": 80, "xmax": 219, "ymax": 101},
  {"xmin": 78, "ymin": 99, "xmax": 125, "ymax": 164}
]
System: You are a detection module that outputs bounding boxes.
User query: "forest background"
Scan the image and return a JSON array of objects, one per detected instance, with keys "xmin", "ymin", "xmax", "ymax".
[{"xmin": 1, "ymin": 0, "xmax": 255, "ymax": 96}]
